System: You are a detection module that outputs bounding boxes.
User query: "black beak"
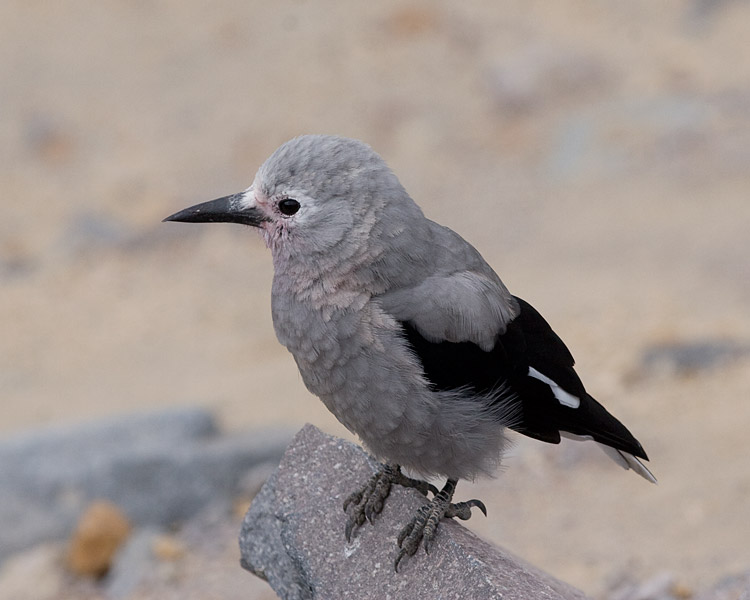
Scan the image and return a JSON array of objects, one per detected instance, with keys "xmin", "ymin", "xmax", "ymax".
[{"xmin": 163, "ymin": 193, "xmax": 267, "ymax": 227}]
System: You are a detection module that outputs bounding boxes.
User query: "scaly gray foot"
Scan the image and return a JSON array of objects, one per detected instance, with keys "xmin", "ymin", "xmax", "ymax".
[
  {"xmin": 343, "ymin": 463, "xmax": 438, "ymax": 542},
  {"xmin": 394, "ymin": 478, "xmax": 486, "ymax": 571}
]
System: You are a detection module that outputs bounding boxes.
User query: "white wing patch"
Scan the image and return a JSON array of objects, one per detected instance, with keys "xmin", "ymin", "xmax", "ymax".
[{"xmin": 528, "ymin": 366, "xmax": 581, "ymax": 409}]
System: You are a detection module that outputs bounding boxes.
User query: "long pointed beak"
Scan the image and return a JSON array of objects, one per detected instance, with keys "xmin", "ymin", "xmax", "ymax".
[{"xmin": 163, "ymin": 193, "xmax": 268, "ymax": 228}]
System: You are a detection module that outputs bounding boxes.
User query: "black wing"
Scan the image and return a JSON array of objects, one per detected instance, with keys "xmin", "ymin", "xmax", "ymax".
[{"xmin": 399, "ymin": 295, "xmax": 648, "ymax": 461}]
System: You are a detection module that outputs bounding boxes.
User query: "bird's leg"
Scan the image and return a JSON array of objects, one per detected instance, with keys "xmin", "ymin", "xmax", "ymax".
[
  {"xmin": 394, "ymin": 478, "xmax": 486, "ymax": 571},
  {"xmin": 343, "ymin": 463, "xmax": 438, "ymax": 542}
]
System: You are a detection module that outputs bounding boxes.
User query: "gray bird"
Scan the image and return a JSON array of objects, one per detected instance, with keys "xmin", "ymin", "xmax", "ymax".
[{"xmin": 165, "ymin": 135, "xmax": 655, "ymax": 570}]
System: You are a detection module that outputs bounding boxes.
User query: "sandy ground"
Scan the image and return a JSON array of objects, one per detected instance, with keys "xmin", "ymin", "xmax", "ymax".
[{"xmin": 1, "ymin": 1, "xmax": 749, "ymax": 597}]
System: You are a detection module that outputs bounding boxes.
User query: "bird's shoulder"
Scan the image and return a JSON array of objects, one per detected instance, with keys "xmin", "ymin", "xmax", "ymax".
[
  {"xmin": 377, "ymin": 222, "xmax": 518, "ymax": 350},
  {"xmin": 377, "ymin": 269, "xmax": 517, "ymax": 351}
]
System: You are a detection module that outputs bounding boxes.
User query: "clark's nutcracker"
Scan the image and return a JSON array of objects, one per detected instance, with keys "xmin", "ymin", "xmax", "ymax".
[{"xmin": 165, "ymin": 135, "xmax": 655, "ymax": 570}]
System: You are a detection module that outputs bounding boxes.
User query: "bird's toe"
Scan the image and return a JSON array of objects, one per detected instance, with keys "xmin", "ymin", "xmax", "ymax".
[{"xmin": 445, "ymin": 498, "xmax": 487, "ymax": 520}]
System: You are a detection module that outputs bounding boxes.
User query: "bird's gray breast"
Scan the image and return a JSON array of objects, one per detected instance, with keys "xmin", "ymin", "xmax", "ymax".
[
  {"xmin": 269, "ymin": 272, "xmax": 512, "ymax": 480},
  {"xmin": 271, "ymin": 275, "xmax": 425, "ymax": 438}
]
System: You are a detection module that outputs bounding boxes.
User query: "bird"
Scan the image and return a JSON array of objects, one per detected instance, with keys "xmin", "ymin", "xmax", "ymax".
[{"xmin": 164, "ymin": 134, "xmax": 655, "ymax": 570}]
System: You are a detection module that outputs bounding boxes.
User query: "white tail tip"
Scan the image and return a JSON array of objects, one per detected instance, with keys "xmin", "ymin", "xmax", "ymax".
[
  {"xmin": 560, "ymin": 432, "xmax": 657, "ymax": 483},
  {"xmin": 598, "ymin": 444, "xmax": 657, "ymax": 484}
]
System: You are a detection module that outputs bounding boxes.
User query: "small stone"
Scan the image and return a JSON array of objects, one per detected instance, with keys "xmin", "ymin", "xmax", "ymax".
[
  {"xmin": 24, "ymin": 116, "xmax": 76, "ymax": 165},
  {"xmin": 151, "ymin": 534, "xmax": 184, "ymax": 562},
  {"xmin": 66, "ymin": 500, "xmax": 132, "ymax": 577},
  {"xmin": 383, "ymin": 5, "xmax": 438, "ymax": 37},
  {"xmin": 636, "ymin": 339, "xmax": 750, "ymax": 380},
  {"xmin": 672, "ymin": 582, "xmax": 693, "ymax": 599}
]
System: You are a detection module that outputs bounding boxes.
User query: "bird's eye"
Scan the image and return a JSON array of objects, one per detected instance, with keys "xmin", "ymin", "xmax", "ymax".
[{"xmin": 278, "ymin": 198, "xmax": 300, "ymax": 216}]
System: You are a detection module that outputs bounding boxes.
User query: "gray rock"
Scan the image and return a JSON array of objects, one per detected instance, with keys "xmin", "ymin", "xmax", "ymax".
[
  {"xmin": 240, "ymin": 424, "xmax": 589, "ymax": 600},
  {"xmin": 694, "ymin": 570, "xmax": 750, "ymax": 600},
  {"xmin": 0, "ymin": 408, "xmax": 293, "ymax": 565},
  {"xmin": 59, "ymin": 213, "xmax": 134, "ymax": 255},
  {"xmin": 639, "ymin": 339, "xmax": 750, "ymax": 378},
  {"xmin": 105, "ymin": 527, "xmax": 164, "ymax": 600},
  {"xmin": 607, "ymin": 570, "xmax": 750, "ymax": 600}
]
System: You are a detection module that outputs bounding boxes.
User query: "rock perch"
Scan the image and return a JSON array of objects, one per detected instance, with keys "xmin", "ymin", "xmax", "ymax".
[{"xmin": 240, "ymin": 424, "xmax": 589, "ymax": 600}]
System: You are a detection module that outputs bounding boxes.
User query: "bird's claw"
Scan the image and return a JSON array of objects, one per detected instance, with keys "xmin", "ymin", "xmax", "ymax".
[
  {"xmin": 344, "ymin": 464, "xmax": 435, "ymax": 543},
  {"xmin": 393, "ymin": 489, "xmax": 487, "ymax": 571},
  {"xmin": 344, "ymin": 469, "xmax": 485, "ymax": 571},
  {"xmin": 445, "ymin": 498, "xmax": 487, "ymax": 520},
  {"xmin": 344, "ymin": 510, "xmax": 366, "ymax": 543},
  {"xmin": 342, "ymin": 489, "xmax": 362, "ymax": 513}
]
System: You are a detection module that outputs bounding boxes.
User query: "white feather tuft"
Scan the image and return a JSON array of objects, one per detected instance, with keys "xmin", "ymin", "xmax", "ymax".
[
  {"xmin": 561, "ymin": 432, "xmax": 657, "ymax": 483},
  {"xmin": 608, "ymin": 447, "xmax": 657, "ymax": 484}
]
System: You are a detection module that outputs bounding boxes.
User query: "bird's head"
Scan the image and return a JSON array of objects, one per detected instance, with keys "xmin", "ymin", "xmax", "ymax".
[{"xmin": 164, "ymin": 135, "xmax": 422, "ymax": 272}]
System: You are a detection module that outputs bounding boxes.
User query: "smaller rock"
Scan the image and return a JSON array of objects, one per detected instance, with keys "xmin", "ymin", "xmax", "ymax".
[
  {"xmin": 637, "ymin": 339, "xmax": 750, "ymax": 379},
  {"xmin": 151, "ymin": 533, "xmax": 185, "ymax": 562},
  {"xmin": 694, "ymin": 570, "xmax": 750, "ymax": 600},
  {"xmin": 24, "ymin": 115, "xmax": 76, "ymax": 165},
  {"xmin": 66, "ymin": 500, "xmax": 132, "ymax": 577},
  {"xmin": 383, "ymin": 5, "xmax": 438, "ymax": 37},
  {"xmin": 57, "ymin": 213, "xmax": 134, "ymax": 258},
  {"xmin": 104, "ymin": 527, "xmax": 164, "ymax": 600}
]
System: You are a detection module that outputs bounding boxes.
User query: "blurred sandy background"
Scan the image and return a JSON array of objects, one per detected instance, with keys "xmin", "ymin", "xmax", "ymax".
[{"xmin": 2, "ymin": 0, "xmax": 749, "ymax": 597}]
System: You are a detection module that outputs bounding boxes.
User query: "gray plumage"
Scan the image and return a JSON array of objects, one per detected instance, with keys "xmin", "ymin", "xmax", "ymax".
[
  {"xmin": 259, "ymin": 135, "xmax": 519, "ymax": 480},
  {"xmin": 165, "ymin": 134, "xmax": 654, "ymax": 567}
]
